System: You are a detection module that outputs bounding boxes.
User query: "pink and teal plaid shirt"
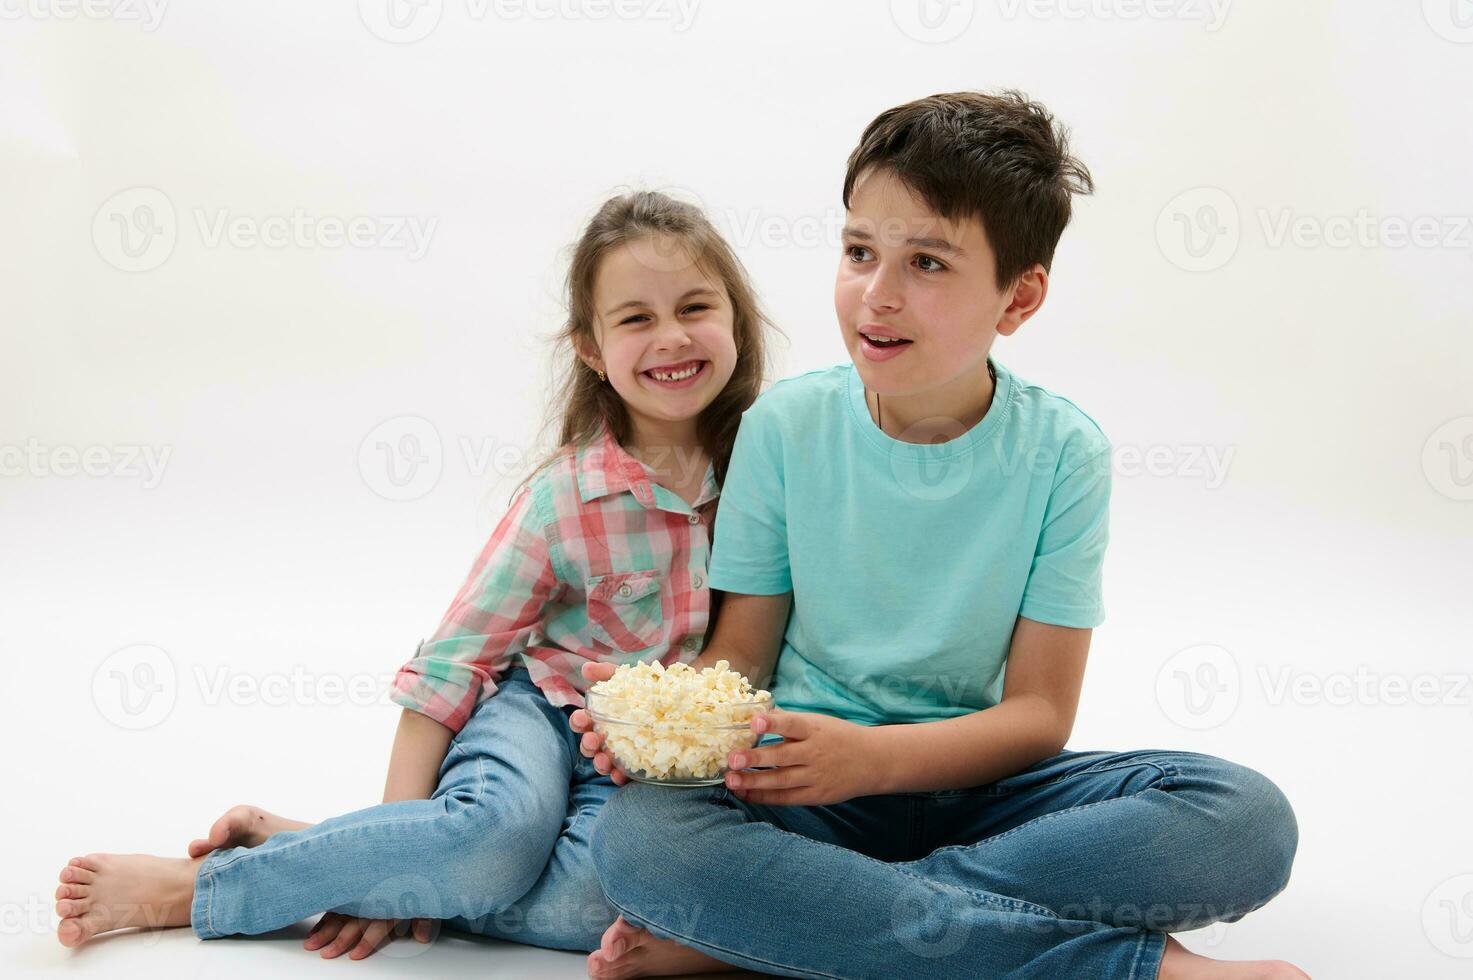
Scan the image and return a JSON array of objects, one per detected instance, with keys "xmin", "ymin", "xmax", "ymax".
[{"xmin": 391, "ymin": 424, "xmax": 721, "ymax": 733}]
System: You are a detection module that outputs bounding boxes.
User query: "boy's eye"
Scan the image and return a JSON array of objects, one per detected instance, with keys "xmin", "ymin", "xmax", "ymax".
[
  {"xmin": 844, "ymin": 244, "xmax": 873, "ymax": 262},
  {"xmin": 914, "ymin": 254, "xmax": 947, "ymax": 273}
]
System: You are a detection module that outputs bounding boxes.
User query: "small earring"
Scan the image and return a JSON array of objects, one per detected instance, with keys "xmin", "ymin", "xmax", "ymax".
[{"xmin": 596, "ymin": 367, "xmax": 606, "ymax": 382}]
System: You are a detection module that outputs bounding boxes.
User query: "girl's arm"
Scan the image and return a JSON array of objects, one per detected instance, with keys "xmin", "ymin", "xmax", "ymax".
[{"xmin": 382, "ymin": 708, "xmax": 455, "ymax": 802}]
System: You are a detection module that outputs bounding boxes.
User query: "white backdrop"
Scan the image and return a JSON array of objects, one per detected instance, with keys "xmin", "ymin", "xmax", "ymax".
[{"xmin": 4, "ymin": 2, "xmax": 1471, "ymax": 977}]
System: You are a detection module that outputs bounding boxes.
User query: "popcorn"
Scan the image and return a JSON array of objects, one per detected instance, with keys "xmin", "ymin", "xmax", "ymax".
[{"xmin": 587, "ymin": 659, "xmax": 773, "ymax": 783}]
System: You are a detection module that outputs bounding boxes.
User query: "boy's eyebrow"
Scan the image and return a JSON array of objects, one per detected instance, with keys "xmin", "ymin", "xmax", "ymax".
[
  {"xmin": 842, "ymin": 225, "xmax": 966, "ymax": 256},
  {"xmin": 603, "ymin": 287, "xmax": 721, "ymax": 317}
]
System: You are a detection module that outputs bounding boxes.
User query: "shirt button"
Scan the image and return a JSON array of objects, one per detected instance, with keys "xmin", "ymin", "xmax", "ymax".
[
  {"xmin": 683, "ymin": 637, "xmax": 699, "ymax": 651},
  {"xmin": 617, "ymin": 584, "xmax": 632, "ymax": 598},
  {"xmin": 693, "ymin": 574, "xmax": 704, "ymax": 589},
  {"xmin": 687, "ymin": 513, "xmax": 700, "ymax": 524}
]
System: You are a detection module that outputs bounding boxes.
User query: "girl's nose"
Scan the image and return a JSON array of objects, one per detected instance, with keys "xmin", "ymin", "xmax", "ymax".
[{"xmin": 652, "ymin": 316, "xmax": 694, "ymax": 350}]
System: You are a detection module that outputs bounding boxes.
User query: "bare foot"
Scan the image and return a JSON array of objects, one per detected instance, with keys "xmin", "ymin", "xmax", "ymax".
[
  {"xmin": 187, "ymin": 804, "xmax": 312, "ymax": 858},
  {"xmin": 1157, "ymin": 935, "xmax": 1310, "ymax": 980},
  {"xmin": 587, "ymin": 915, "xmax": 740, "ymax": 979},
  {"xmin": 55, "ymin": 853, "xmax": 203, "ymax": 947}
]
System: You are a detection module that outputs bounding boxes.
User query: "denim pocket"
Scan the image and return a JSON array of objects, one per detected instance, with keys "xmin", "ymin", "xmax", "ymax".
[{"xmin": 585, "ymin": 569, "xmax": 665, "ymax": 653}]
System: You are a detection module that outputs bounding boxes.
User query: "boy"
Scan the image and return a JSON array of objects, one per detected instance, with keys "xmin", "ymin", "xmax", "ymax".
[{"xmin": 572, "ymin": 90, "xmax": 1303, "ymax": 980}]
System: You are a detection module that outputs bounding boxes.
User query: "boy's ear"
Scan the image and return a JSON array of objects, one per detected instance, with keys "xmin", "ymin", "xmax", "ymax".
[{"xmin": 998, "ymin": 265, "xmax": 1049, "ymax": 337}]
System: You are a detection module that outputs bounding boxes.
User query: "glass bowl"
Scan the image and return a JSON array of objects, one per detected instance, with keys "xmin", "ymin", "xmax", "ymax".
[{"xmin": 585, "ymin": 688, "xmax": 771, "ymax": 787}]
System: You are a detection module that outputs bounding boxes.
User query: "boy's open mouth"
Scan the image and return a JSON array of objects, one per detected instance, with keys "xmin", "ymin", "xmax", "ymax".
[
  {"xmin": 859, "ymin": 331, "xmax": 913, "ymax": 360},
  {"xmin": 642, "ymin": 359, "xmax": 709, "ymax": 388}
]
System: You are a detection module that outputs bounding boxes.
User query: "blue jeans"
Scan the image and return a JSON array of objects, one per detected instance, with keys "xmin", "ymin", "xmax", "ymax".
[
  {"xmin": 191, "ymin": 667, "xmax": 618, "ymax": 951},
  {"xmin": 592, "ymin": 748, "xmax": 1298, "ymax": 979}
]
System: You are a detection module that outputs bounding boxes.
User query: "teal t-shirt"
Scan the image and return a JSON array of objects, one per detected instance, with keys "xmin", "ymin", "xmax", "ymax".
[{"xmin": 707, "ymin": 357, "xmax": 1112, "ymax": 726}]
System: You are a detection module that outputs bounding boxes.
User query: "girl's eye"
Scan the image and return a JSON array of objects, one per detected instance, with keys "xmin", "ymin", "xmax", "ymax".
[
  {"xmin": 844, "ymin": 244, "xmax": 873, "ymax": 262},
  {"xmin": 914, "ymin": 254, "xmax": 947, "ymax": 273},
  {"xmin": 681, "ymin": 304, "xmax": 710, "ymax": 315},
  {"xmin": 619, "ymin": 314, "xmax": 650, "ymax": 325}
]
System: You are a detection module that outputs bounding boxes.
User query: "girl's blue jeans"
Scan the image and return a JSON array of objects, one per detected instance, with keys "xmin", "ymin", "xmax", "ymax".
[
  {"xmin": 190, "ymin": 666, "xmax": 618, "ymax": 951},
  {"xmin": 592, "ymin": 747, "xmax": 1298, "ymax": 979}
]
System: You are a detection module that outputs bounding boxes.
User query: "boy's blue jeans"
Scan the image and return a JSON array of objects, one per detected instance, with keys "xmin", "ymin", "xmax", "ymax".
[
  {"xmin": 593, "ymin": 747, "xmax": 1298, "ymax": 979},
  {"xmin": 191, "ymin": 667, "xmax": 618, "ymax": 951}
]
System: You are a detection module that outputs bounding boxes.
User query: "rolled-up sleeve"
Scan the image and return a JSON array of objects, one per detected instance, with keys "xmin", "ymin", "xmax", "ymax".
[{"xmin": 390, "ymin": 484, "xmax": 557, "ymax": 733}]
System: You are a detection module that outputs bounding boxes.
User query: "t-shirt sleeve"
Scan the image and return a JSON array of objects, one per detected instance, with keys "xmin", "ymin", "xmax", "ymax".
[
  {"xmin": 707, "ymin": 405, "xmax": 792, "ymax": 595},
  {"xmin": 1018, "ymin": 445, "xmax": 1111, "ymax": 629}
]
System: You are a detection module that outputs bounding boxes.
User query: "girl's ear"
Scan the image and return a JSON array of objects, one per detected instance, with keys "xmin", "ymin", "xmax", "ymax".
[{"xmin": 574, "ymin": 332, "xmax": 604, "ymax": 375}]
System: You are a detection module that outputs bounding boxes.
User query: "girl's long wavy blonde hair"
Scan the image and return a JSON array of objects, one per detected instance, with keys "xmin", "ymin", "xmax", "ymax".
[{"xmin": 523, "ymin": 190, "xmax": 779, "ymax": 491}]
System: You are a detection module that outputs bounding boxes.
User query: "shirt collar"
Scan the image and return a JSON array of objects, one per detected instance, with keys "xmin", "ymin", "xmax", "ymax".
[{"xmin": 574, "ymin": 424, "xmax": 719, "ymax": 513}]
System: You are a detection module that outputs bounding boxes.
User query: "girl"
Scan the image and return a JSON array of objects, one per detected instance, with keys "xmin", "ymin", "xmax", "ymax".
[{"xmin": 53, "ymin": 190, "xmax": 776, "ymax": 959}]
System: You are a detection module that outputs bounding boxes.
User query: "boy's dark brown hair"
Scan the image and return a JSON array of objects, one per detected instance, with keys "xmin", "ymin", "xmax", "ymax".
[{"xmin": 842, "ymin": 89, "xmax": 1094, "ymax": 289}]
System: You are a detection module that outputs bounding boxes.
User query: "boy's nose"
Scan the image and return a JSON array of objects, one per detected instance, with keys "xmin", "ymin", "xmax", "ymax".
[{"xmin": 862, "ymin": 264, "xmax": 904, "ymax": 312}]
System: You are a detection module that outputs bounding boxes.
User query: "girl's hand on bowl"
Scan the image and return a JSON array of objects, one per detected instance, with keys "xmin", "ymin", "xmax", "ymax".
[{"xmin": 570, "ymin": 661, "xmax": 631, "ymax": 784}]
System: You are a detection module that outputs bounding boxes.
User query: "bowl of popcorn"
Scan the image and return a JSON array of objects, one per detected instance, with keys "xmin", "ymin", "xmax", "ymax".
[{"xmin": 585, "ymin": 659, "xmax": 773, "ymax": 787}]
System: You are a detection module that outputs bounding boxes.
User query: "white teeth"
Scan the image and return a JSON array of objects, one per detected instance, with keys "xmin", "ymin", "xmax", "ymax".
[
  {"xmin": 862, "ymin": 333, "xmax": 906, "ymax": 346},
  {"xmin": 650, "ymin": 363, "xmax": 701, "ymax": 382}
]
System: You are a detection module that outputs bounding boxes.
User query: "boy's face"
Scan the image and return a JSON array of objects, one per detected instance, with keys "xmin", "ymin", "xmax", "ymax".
[
  {"xmin": 585, "ymin": 235, "xmax": 738, "ymax": 434},
  {"xmin": 835, "ymin": 169, "xmax": 1042, "ymax": 403}
]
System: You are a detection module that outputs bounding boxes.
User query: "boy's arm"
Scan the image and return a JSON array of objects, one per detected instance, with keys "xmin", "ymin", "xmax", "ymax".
[
  {"xmin": 864, "ymin": 616, "xmax": 1090, "ymax": 794},
  {"xmin": 688, "ymin": 589, "xmax": 791, "ymax": 690}
]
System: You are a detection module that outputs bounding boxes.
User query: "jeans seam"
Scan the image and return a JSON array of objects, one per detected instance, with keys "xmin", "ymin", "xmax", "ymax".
[{"xmin": 603, "ymin": 893, "xmax": 841, "ymax": 979}]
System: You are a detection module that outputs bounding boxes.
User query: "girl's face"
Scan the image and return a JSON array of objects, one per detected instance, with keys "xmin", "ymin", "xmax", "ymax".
[{"xmin": 586, "ymin": 235, "xmax": 738, "ymax": 436}]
